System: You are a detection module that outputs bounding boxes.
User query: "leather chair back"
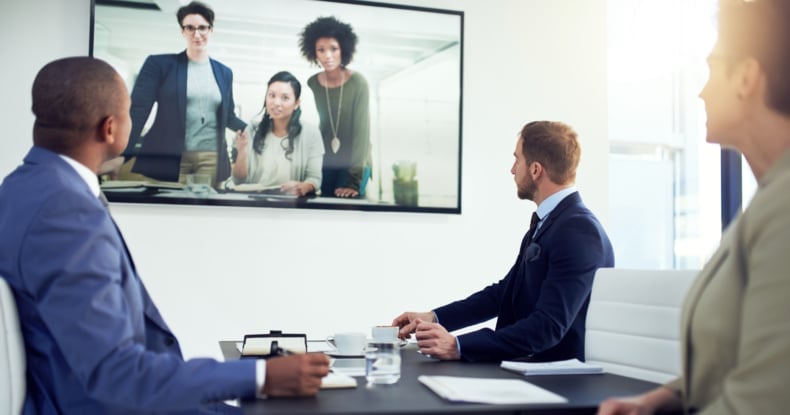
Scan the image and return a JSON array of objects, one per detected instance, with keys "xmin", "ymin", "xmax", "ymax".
[
  {"xmin": 0, "ymin": 277, "xmax": 25, "ymax": 415},
  {"xmin": 585, "ymin": 268, "xmax": 697, "ymax": 383}
]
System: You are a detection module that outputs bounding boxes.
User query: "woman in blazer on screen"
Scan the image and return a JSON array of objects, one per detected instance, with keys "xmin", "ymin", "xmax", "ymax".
[{"xmin": 121, "ymin": 1, "xmax": 245, "ymax": 186}]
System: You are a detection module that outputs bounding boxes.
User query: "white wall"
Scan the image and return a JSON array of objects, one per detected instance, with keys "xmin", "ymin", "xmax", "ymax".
[{"xmin": 0, "ymin": 0, "xmax": 608, "ymax": 360}]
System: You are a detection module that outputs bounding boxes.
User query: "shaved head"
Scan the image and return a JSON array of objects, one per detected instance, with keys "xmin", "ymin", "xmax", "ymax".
[{"xmin": 32, "ymin": 56, "xmax": 126, "ymax": 153}]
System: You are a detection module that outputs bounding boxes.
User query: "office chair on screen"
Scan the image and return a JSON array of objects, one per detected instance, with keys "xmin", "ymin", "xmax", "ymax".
[{"xmin": 0, "ymin": 277, "xmax": 25, "ymax": 415}]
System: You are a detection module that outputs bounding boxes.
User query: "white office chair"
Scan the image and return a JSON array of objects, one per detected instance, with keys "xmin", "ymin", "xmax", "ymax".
[
  {"xmin": 1, "ymin": 277, "xmax": 25, "ymax": 415},
  {"xmin": 585, "ymin": 268, "xmax": 697, "ymax": 384}
]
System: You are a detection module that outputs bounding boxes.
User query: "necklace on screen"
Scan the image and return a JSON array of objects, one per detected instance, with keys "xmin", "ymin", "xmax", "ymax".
[
  {"xmin": 192, "ymin": 61, "xmax": 211, "ymax": 125},
  {"xmin": 324, "ymin": 69, "xmax": 344, "ymax": 154},
  {"xmin": 199, "ymin": 74, "xmax": 210, "ymax": 125}
]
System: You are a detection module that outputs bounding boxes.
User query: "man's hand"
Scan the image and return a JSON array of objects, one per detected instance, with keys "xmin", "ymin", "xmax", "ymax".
[
  {"xmin": 391, "ymin": 311, "xmax": 435, "ymax": 339},
  {"xmin": 262, "ymin": 353, "xmax": 330, "ymax": 397},
  {"xmin": 414, "ymin": 319, "xmax": 460, "ymax": 360},
  {"xmin": 99, "ymin": 156, "xmax": 124, "ymax": 179}
]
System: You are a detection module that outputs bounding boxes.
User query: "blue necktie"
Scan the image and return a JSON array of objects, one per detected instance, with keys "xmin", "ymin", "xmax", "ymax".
[
  {"xmin": 526, "ymin": 211, "xmax": 540, "ymax": 243},
  {"xmin": 98, "ymin": 192, "xmax": 109, "ymax": 208}
]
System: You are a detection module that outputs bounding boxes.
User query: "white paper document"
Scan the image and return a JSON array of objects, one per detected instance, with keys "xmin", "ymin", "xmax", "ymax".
[
  {"xmin": 418, "ymin": 375, "xmax": 567, "ymax": 405},
  {"xmin": 321, "ymin": 371, "xmax": 358, "ymax": 389},
  {"xmin": 329, "ymin": 358, "xmax": 367, "ymax": 377},
  {"xmin": 500, "ymin": 358, "xmax": 604, "ymax": 376}
]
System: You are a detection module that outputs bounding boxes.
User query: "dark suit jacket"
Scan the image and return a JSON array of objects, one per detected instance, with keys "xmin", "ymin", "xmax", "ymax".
[
  {"xmin": 434, "ymin": 192, "xmax": 614, "ymax": 362},
  {"xmin": 0, "ymin": 147, "xmax": 256, "ymax": 414},
  {"xmin": 125, "ymin": 51, "xmax": 246, "ymax": 183}
]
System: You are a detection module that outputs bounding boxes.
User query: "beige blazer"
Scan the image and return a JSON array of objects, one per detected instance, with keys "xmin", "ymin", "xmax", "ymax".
[{"xmin": 665, "ymin": 150, "xmax": 790, "ymax": 414}]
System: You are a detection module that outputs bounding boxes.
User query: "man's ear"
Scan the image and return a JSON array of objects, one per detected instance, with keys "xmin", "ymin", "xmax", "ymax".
[
  {"xmin": 530, "ymin": 161, "xmax": 542, "ymax": 179},
  {"xmin": 97, "ymin": 115, "xmax": 116, "ymax": 145},
  {"xmin": 735, "ymin": 57, "xmax": 764, "ymax": 101}
]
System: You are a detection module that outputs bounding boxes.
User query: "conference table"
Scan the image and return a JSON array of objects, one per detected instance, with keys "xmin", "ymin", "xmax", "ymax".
[{"xmin": 219, "ymin": 340, "xmax": 659, "ymax": 415}]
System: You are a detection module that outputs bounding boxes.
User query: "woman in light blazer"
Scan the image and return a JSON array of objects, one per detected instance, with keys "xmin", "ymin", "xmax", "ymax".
[{"xmin": 598, "ymin": 1, "xmax": 790, "ymax": 414}]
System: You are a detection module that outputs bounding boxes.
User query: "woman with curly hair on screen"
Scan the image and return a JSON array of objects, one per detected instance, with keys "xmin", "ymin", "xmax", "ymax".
[{"xmin": 299, "ymin": 16, "xmax": 371, "ymax": 198}]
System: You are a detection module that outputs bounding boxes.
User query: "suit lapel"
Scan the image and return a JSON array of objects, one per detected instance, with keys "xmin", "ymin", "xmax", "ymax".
[
  {"xmin": 505, "ymin": 214, "xmax": 536, "ymax": 308},
  {"xmin": 27, "ymin": 147, "xmax": 176, "ymax": 337},
  {"xmin": 100, "ymin": 204, "xmax": 174, "ymax": 336},
  {"xmin": 176, "ymin": 52, "xmax": 188, "ymax": 135},
  {"xmin": 510, "ymin": 192, "xmax": 582, "ymax": 301},
  {"xmin": 678, "ymin": 228, "xmax": 733, "ymax": 397},
  {"xmin": 210, "ymin": 59, "xmax": 227, "ymax": 105},
  {"xmin": 532, "ymin": 192, "xmax": 581, "ymax": 243},
  {"xmin": 210, "ymin": 59, "xmax": 230, "ymax": 130}
]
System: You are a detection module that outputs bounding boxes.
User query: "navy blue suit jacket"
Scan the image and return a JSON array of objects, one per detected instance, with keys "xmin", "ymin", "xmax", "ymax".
[
  {"xmin": 125, "ymin": 51, "xmax": 246, "ymax": 183},
  {"xmin": 434, "ymin": 192, "xmax": 614, "ymax": 362},
  {"xmin": 0, "ymin": 147, "xmax": 255, "ymax": 414}
]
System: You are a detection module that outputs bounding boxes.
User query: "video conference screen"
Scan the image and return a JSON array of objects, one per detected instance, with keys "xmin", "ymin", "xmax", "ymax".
[{"xmin": 91, "ymin": 0, "xmax": 463, "ymax": 214}]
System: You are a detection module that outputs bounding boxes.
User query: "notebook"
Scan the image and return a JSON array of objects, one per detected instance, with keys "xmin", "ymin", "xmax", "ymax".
[
  {"xmin": 418, "ymin": 375, "xmax": 567, "ymax": 404},
  {"xmin": 500, "ymin": 358, "xmax": 604, "ymax": 376},
  {"xmin": 321, "ymin": 371, "xmax": 358, "ymax": 389}
]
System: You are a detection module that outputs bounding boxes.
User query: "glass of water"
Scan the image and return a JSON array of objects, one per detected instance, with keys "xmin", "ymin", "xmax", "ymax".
[
  {"xmin": 185, "ymin": 173, "xmax": 212, "ymax": 196},
  {"xmin": 365, "ymin": 341, "xmax": 401, "ymax": 385}
]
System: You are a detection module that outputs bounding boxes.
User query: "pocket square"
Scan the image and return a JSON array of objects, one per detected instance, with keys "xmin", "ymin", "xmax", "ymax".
[{"xmin": 525, "ymin": 242, "xmax": 542, "ymax": 262}]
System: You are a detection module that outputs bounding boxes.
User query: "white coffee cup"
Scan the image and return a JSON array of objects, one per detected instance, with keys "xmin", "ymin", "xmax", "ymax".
[
  {"xmin": 329, "ymin": 332, "xmax": 367, "ymax": 356},
  {"xmin": 371, "ymin": 325, "xmax": 399, "ymax": 342}
]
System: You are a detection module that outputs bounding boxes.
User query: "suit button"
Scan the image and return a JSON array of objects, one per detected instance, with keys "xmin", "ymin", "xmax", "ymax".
[{"xmin": 165, "ymin": 337, "xmax": 176, "ymax": 347}]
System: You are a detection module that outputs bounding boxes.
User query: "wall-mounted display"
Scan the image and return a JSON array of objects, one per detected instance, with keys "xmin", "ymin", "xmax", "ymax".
[{"xmin": 91, "ymin": 0, "xmax": 463, "ymax": 214}]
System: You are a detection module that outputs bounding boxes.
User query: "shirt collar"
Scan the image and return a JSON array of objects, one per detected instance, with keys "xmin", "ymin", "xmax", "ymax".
[
  {"xmin": 58, "ymin": 154, "xmax": 101, "ymax": 198},
  {"xmin": 535, "ymin": 186, "xmax": 577, "ymax": 221}
]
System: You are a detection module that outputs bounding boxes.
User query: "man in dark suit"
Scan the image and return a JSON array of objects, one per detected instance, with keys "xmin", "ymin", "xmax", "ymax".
[
  {"xmin": 393, "ymin": 121, "xmax": 614, "ymax": 362},
  {"xmin": 0, "ymin": 57, "xmax": 329, "ymax": 414}
]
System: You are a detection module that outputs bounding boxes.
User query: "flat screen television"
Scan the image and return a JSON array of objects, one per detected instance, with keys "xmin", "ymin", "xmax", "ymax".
[{"xmin": 90, "ymin": 0, "xmax": 463, "ymax": 214}]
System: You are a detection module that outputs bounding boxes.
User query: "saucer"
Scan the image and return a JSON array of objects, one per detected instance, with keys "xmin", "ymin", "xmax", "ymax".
[
  {"xmin": 326, "ymin": 351, "xmax": 365, "ymax": 358},
  {"xmin": 369, "ymin": 339, "xmax": 410, "ymax": 347}
]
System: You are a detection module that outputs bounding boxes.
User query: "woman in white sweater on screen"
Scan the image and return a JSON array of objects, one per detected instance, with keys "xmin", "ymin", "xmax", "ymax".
[{"xmin": 231, "ymin": 71, "xmax": 323, "ymax": 196}]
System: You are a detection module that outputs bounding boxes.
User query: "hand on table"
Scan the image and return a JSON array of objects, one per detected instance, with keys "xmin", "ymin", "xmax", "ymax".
[
  {"xmin": 414, "ymin": 319, "xmax": 459, "ymax": 360},
  {"xmin": 391, "ymin": 311, "xmax": 435, "ymax": 339},
  {"xmin": 99, "ymin": 156, "xmax": 124, "ymax": 179},
  {"xmin": 263, "ymin": 353, "xmax": 330, "ymax": 397},
  {"xmin": 334, "ymin": 187, "xmax": 358, "ymax": 198},
  {"xmin": 596, "ymin": 387, "xmax": 680, "ymax": 415},
  {"xmin": 597, "ymin": 396, "xmax": 651, "ymax": 415},
  {"xmin": 281, "ymin": 181, "xmax": 314, "ymax": 196}
]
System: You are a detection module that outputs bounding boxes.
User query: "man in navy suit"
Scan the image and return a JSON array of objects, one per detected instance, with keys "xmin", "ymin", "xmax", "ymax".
[
  {"xmin": 393, "ymin": 121, "xmax": 614, "ymax": 362},
  {"xmin": 0, "ymin": 57, "xmax": 329, "ymax": 414}
]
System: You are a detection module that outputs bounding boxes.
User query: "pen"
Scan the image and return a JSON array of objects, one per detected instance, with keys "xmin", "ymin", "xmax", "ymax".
[{"xmin": 271, "ymin": 343, "xmax": 295, "ymax": 357}]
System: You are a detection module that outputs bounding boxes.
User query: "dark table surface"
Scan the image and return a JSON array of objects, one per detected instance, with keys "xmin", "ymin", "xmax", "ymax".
[{"xmin": 219, "ymin": 340, "xmax": 658, "ymax": 415}]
